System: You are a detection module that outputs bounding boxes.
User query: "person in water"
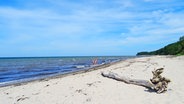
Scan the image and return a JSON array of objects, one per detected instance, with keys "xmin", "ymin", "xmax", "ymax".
[{"xmin": 92, "ymin": 58, "xmax": 98, "ymax": 65}]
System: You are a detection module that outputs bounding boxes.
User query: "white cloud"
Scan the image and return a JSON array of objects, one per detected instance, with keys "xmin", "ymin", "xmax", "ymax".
[{"xmin": 0, "ymin": 0, "xmax": 184, "ymax": 56}]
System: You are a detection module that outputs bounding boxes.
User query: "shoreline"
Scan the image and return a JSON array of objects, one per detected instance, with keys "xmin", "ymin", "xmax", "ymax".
[
  {"xmin": 1, "ymin": 55, "xmax": 184, "ymax": 104},
  {"xmin": 0, "ymin": 58, "xmax": 124, "ymax": 88}
]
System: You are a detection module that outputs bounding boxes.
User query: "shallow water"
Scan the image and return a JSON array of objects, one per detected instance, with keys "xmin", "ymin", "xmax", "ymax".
[{"xmin": 0, "ymin": 56, "xmax": 134, "ymax": 85}]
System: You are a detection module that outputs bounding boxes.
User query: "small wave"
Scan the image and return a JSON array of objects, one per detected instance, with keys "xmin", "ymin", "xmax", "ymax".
[{"xmin": 75, "ymin": 65, "xmax": 86, "ymax": 69}]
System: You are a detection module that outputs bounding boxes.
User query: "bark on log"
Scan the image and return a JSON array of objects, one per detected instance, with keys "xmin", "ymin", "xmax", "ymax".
[{"xmin": 101, "ymin": 68, "xmax": 171, "ymax": 93}]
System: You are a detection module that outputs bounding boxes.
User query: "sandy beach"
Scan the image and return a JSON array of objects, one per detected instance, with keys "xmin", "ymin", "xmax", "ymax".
[{"xmin": 0, "ymin": 56, "xmax": 184, "ymax": 104}]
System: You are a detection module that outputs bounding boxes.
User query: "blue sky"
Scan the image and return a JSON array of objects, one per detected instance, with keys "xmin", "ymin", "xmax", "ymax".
[{"xmin": 0, "ymin": 0, "xmax": 184, "ymax": 56}]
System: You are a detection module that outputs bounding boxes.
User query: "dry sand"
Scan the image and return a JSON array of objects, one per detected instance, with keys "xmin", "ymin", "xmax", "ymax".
[{"xmin": 0, "ymin": 56, "xmax": 184, "ymax": 104}]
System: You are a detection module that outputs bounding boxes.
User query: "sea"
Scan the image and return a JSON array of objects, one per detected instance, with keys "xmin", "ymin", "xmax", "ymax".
[{"xmin": 0, "ymin": 56, "xmax": 135, "ymax": 86}]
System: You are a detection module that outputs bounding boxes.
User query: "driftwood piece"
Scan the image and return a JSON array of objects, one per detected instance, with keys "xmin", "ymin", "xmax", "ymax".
[
  {"xmin": 101, "ymin": 68, "xmax": 171, "ymax": 93},
  {"xmin": 150, "ymin": 68, "xmax": 171, "ymax": 93}
]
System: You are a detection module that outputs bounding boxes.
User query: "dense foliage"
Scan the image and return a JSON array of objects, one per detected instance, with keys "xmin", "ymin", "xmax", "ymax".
[
  {"xmin": 137, "ymin": 38, "xmax": 184, "ymax": 55},
  {"xmin": 180, "ymin": 36, "xmax": 184, "ymax": 41}
]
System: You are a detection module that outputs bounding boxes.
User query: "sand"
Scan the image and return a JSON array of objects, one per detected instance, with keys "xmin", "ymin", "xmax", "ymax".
[{"xmin": 0, "ymin": 56, "xmax": 184, "ymax": 104}]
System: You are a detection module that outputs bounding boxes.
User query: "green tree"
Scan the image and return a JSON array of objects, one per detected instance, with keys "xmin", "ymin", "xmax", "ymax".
[{"xmin": 179, "ymin": 36, "xmax": 184, "ymax": 41}]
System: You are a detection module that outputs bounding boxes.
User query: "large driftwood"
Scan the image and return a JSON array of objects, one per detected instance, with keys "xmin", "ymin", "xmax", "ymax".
[
  {"xmin": 101, "ymin": 71, "xmax": 155, "ymax": 88},
  {"xmin": 101, "ymin": 68, "xmax": 171, "ymax": 93}
]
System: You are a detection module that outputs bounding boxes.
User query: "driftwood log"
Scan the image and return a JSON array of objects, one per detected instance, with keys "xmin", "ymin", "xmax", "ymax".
[{"xmin": 101, "ymin": 68, "xmax": 171, "ymax": 93}]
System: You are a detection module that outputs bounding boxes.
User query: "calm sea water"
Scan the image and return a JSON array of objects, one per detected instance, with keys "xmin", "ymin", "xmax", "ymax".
[{"xmin": 0, "ymin": 56, "xmax": 134, "ymax": 86}]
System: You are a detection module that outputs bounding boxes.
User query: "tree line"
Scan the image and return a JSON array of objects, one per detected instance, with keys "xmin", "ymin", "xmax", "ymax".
[{"xmin": 137, "ymin": 36, "xmax": 184, "ymax": 55}]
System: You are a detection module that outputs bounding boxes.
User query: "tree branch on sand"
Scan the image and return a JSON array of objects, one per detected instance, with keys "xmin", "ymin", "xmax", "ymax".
[{"xmin": 101, "ymin": 68, "xmax": 171, "ymax": 93}]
